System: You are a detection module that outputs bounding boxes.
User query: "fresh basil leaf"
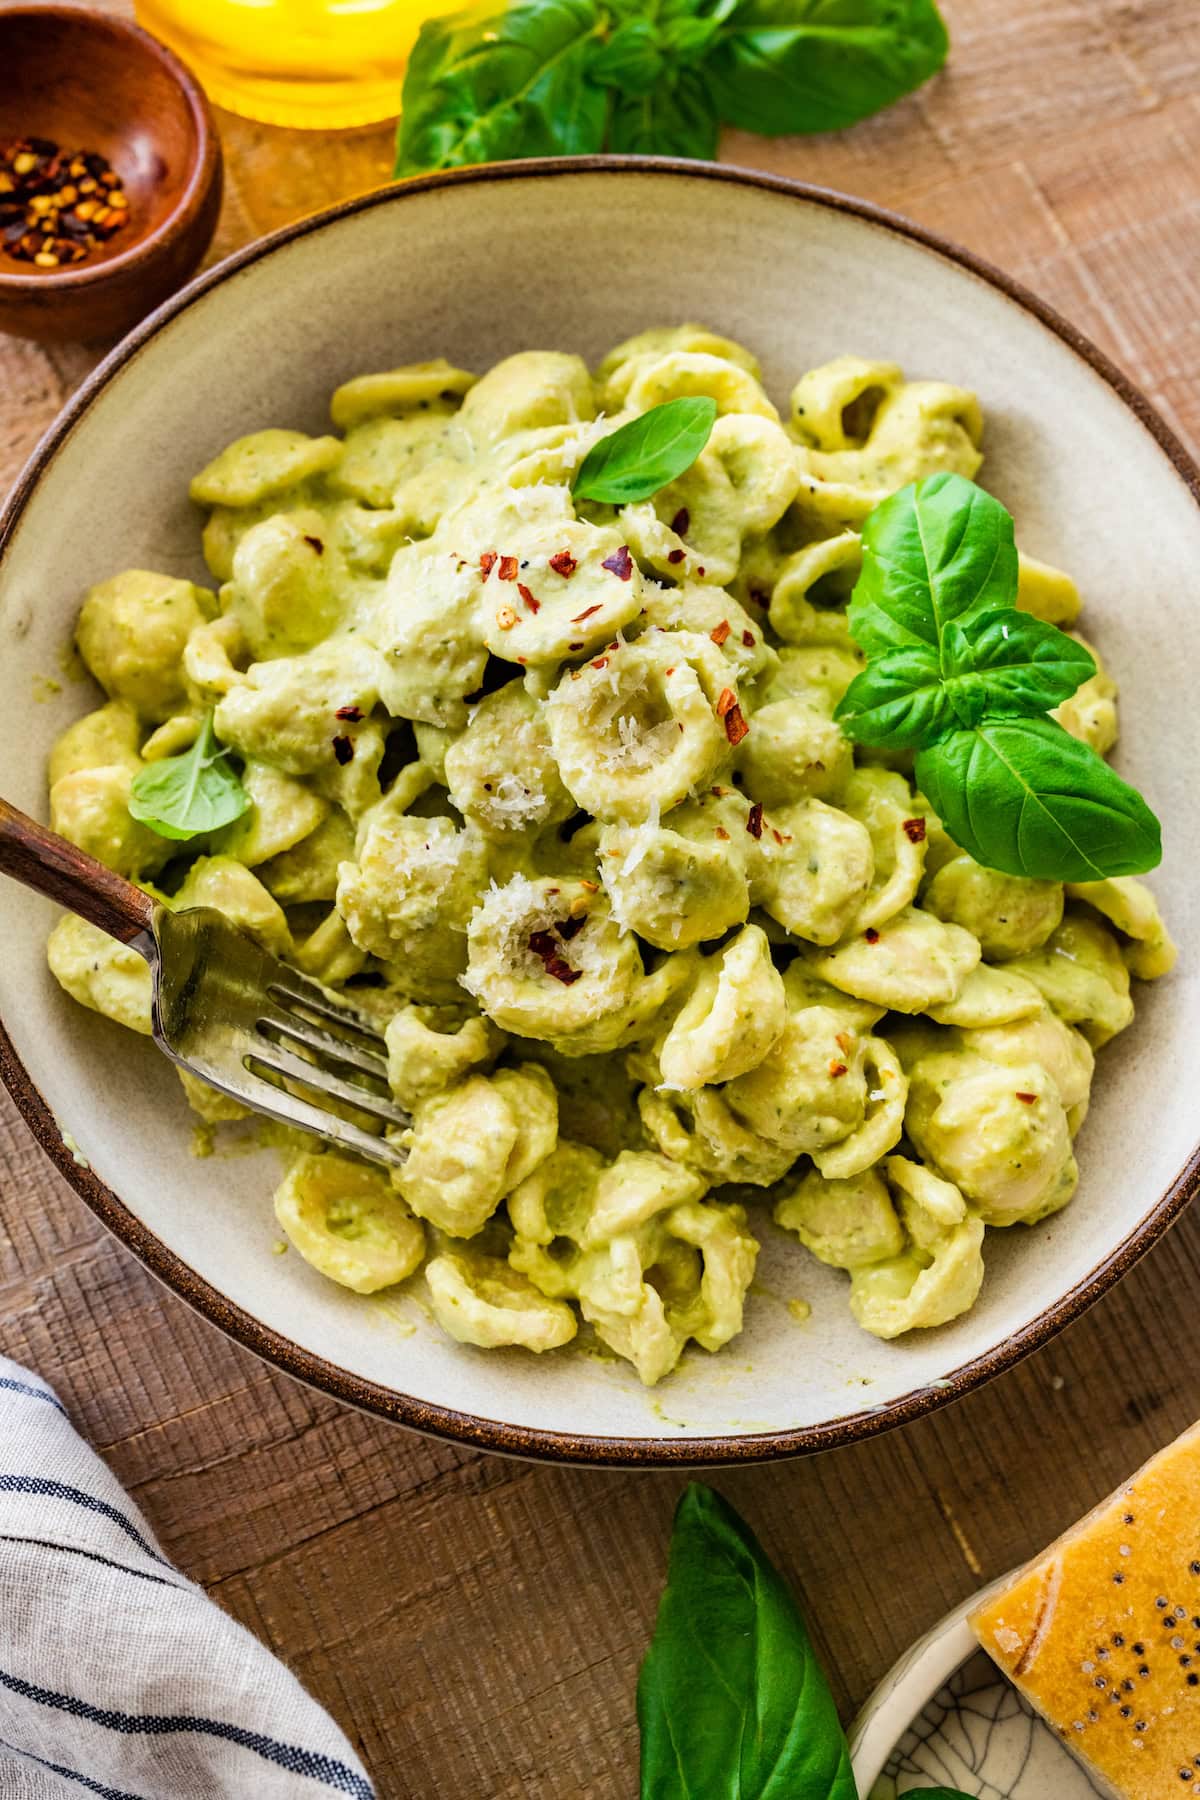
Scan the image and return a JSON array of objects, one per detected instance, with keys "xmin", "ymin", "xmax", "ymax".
[
  {"xmin": 573, "ymin": 396, "xmax": 717, "ymax": 503},
  {"xmin": 394, "ymin": 0, "xmax": 607, "ymax": 176},
  {"xmin": 835, "ymin": 643, "xmax": 950, "ymax": 747},
  {"xmin": 638, "ymin": 1484, "xmax": 858, "ymax": 1800},
  {"xmin": 915, "ymin": 716, "xmax": 1162, "ymax": 881},
  {"xmin": 939, "ymin": 608, "xmax": 1096, "ymax": 726},
  {"xmin": 848, "ymin": 471, "xmax": 1018, "ymax": 658},
  {"xmin": 607, "ymin": 66, "xmax": 720, "ymax": 156},
  {"xmin": 708, "ymin": 0, "xmax": 948, "ymax": 136},
  {"xmin": 128, "ymin": 714, "xmax": 249, "ymax": 843},
  {"xmin": 588, "ymin": 17, "xmax": 665, "ymax": 89}
]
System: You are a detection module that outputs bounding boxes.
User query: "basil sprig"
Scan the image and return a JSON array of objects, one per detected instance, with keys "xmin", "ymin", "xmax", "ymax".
[
  {"xmin": 394, "ymin": 0, "xmax": 948, "ymax": 175},
  {"xmin": 639, "ymin": 1484, "xmax": 973, "ymax": 1800},
  {"xmin": 573, "ymin": 395, "xmax": 716, "ymax": 502},
  {"xmin": 127, "ymin": 713, "xmax": 249, "ymax": 843},
  {"xmin": 834, "ymin": 473, "xmax": 1162, "ymax": 882}
]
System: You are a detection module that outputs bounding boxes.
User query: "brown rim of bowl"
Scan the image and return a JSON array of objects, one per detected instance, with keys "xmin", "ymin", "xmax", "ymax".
[
  {"xmin": 1, "ymin": 156, "xmax": 1197, "ymax": 1468},
  {"xmin": 0, "ymin": 2, "xmax": 220, "ymax": 294}
]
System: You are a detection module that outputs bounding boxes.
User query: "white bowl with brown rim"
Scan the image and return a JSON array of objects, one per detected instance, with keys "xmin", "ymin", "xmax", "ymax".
[{"xmin": 1, "ymin": 158, "xmax": 1196, "ymax": 1465}]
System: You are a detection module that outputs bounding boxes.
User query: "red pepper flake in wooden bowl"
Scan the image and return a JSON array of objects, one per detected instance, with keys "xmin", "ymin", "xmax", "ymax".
[
  {"xmin": 0, "ymin": 138, "xmax": 130, "ymax": 268},
  {"xmin": 902, "ymin": 816, "xmax": 927, "ymax": 843},
  {"xmin": 549, "ymin": 550, "xmax": 577, "ymax": 578},
  {"xmin": 602, "ymin": 545, "xmax": 633, "ymax": 581}
]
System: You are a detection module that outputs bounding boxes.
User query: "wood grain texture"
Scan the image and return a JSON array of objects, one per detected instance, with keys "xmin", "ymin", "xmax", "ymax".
[{"xmin": 3, "ymin": 3, "xmax": 1200, "ymax": 1794}]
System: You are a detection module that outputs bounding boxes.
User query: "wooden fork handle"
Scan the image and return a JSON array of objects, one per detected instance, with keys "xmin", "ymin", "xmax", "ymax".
[{"xmin": 0, "ymin": 797, "xmax": 157, "ymax": 946}]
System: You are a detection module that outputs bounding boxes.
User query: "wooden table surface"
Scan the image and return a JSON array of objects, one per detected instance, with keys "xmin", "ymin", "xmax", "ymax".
[{"xmin": 4, "ymin": 3, "xmax": 1200, "ymax": 1794}]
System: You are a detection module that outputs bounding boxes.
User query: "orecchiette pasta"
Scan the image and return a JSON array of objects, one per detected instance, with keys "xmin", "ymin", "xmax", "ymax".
[{"xmin": 44, "ymin": 328, "xmax": 1174, "ymax": 1383}]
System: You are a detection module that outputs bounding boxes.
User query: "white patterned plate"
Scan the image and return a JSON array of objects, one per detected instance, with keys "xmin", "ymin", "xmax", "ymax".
[{"xmin": 849, "ymin": 1596, "xmax": 1112, "ymax": 1798}]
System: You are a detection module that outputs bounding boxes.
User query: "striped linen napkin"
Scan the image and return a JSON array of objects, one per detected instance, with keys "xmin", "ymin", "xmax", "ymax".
[{"xmin": 0, "ymin": 1354, "xmax": 375, "ymax": 1799}]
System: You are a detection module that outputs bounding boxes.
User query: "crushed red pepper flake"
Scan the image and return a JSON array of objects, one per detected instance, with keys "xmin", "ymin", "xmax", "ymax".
[
  {"xmin": 902, "ymin": 816, "xmax": 927, "ymax": 844},
  {"xmin": 835, "ymin": 1031, "xmax": 853, "ymax": 1053},
  {"xmin": 591, "ymin": 655, "xmax": 609, "ymax": 670},
  {"xmin": 828, "ymin": 1061, "xmax": 848, "ymax": 1079},
  {"xmin": 715, "ymin": 688, "xmax": 737, "ymax": 718},
  {"xmin": 602, "ymin": 545, "xmax": 634, "ymax": 581},
  {"xmin": 670, "ymin": 507, "xmax": 690, "ymax": 537},
  {"xmin": 528, "ymin": 927, "xmax": 582, "ymax": 986},
  {"xmin": 479, "ymin": 551, "xmax": 498, "ymax": 578},
  {"xmin": 549, "ymin": 550, "xmax": 578, "ymax": 578},
  {"xmin": 746, "ymin": 802, "xmax": 764, "ymax": 839},
  {"xmin": 335, "ymin": 704, "xmax": 363, "ymax": 722},
  {"xmin": 518, "ymin": 582, "xmax": 541, "ymax": 613},
  {"xmin": 710, "ymin": 619, "xmax": 732, "ymax": 646},
  {"xmin": 498, "ymin": 554, "xmax": 519, "ymax": 581},
  {"xmin": 571, "ymin": 604, "xmax": 602, "ymax": 623},
  {"xmin": 0, "ymin": 137, "xmax": 130, "ymax": 268},
  {"xmin": 303, "ymin": 535, "xmax": 324, "ymax": 555},
  {"xmin": 723, "ymin": 704, "xmax": 749, "ymax": 746},
  {"xmin": 742, "ymin": 629, "xmax": 755, "ymax": 647},
  {"xmin": 332, "ymin": 736, "xmax": 354, "ymax": 765},
  {"xmin": 772, "ymin": 828, "xmax": 785, "ymax": 845},
  {"xmin": 697, "ymin": 565, "xmax": 706, "ymax": 577},
  {"xmin": 1015, "ymin": 1091, "xmax": 1037, "ymax": 1104},
  {"xmin": 864, "ymin": 927, "xmax": 880, "ymax": 944},
  {"xmin": 568, "ymin": 641, "xmax": 583, "ymax": 651},
  {"xmin": 715, "ymin": 826, "xmax": 730, "ymax": 840},
  {"xmin": 667, "ymin": 548, "xmax": 685, "ymax": 565}
]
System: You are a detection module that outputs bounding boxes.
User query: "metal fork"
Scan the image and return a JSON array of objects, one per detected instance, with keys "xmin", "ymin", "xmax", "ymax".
[{"xmin": 0, "ymin": 797, "xmax": 409, "ymax": 1168}]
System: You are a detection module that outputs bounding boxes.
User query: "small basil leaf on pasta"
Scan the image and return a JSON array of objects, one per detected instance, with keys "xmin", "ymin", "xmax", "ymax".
[
  {"xmin": 708, "ymin": 0, "xmax": 948, "ymax": 137},
  {"xmin": 638, "ymin": 1484, "xmax": 858, "ymax": 1800},
  {"xmin": 939, "ymin": 608, "xmax": 1097, "ymax": 727},
  {"xmin": 573, "ymin": 396, "xmax": 717, "ymax": 504},
  {"xmin": 128, "ymin": 714, "xmax": 249, "ymax": 842},
  {"xmin": 848, "ymin": 470, "xmax": 1018, "ymax": 657},
  {"xmin": 394, "ymin": 0, "xmax": 608, "ymax": 177},
  {"xmin": 915, "ymin": 716, "xmax": 1162, "ymax": 882},
  {"xmin": 835, "ymin": 643, "xmax": 952, "ymax": 747}
]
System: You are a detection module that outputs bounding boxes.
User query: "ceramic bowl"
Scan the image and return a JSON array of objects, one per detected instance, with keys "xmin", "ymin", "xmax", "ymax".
[
  {"xmin": 1, "ymin": 159, "xmax": 1197, "ymax": 1465},
  {"xmin": 848, "ymin": 1592, "xmax": 1108, "ymax": 1797},
  {"xmin": 0, "ymin": 3, "xmax": 221, "ymax": 343}
]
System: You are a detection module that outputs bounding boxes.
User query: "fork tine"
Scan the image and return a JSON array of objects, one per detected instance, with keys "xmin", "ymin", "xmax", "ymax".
[
  {"xmin": 236, "ymin": 1075, "xmax": 407, "ymax": 1169},
  {"xmin": 267, "ymin": 973, "xmax": 388, "ymax": 1049},
  {"xmin": 247, "ymin": 1037, "xmax": 410, "ymax": 1128},
  {"xmin": 257, "ymin": 1011, "xmax": 390, "ymax": 1082}
]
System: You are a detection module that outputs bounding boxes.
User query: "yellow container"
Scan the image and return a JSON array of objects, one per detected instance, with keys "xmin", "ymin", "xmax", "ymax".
[{"xmin": 134, "ymin": 0, "xmax": 456, "ymax": 129}]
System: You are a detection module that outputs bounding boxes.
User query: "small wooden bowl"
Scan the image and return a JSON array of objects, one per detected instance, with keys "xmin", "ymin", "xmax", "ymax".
[{"xmin": 0, "ymin": 4, "xmax": 222, "ymax": 343}]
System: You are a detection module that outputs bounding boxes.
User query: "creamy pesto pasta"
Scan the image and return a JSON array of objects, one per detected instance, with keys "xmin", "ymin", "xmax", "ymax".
[{"xmin": 45, "ymin": 328, "xmax": 1175, "ymax": 1386}]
